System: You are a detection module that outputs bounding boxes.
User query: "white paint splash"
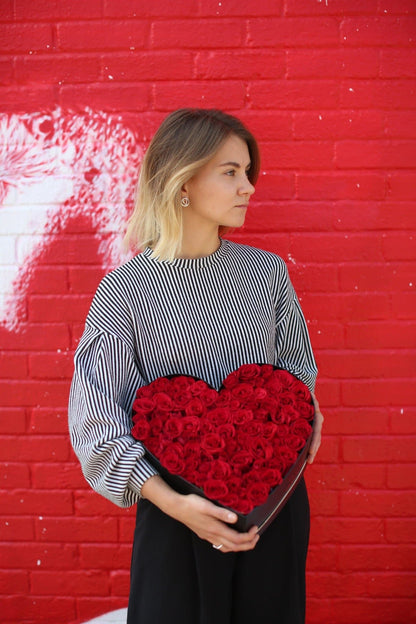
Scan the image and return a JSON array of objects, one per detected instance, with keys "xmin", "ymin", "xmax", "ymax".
[{"xmin": 0, "ymin": 109, "xmax": 143, "ymax": 330}]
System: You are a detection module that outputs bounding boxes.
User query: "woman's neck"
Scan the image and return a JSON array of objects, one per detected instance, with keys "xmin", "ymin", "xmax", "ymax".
[{"xmin": 177, "ymin": 227, "xmax": 221, "ymax": 259}]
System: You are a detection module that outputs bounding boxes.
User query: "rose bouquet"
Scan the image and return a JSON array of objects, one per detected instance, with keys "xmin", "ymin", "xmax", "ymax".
[{"xmin": 131, "ymin": 363, "xmax": 314, "ymax": 533}]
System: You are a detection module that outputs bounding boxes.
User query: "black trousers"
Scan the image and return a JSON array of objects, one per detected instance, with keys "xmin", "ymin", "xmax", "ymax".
[{"xmin": 127, "ymin": 478, "xmax": 310, "ymax": 624}]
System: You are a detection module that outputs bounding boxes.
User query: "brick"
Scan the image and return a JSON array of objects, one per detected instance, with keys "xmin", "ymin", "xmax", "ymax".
[
  {"xmin": 238, "ymin": 201, "xmax": 336, "ymax": 233},
  {"xmin": 334, "ymin": 201, "xmax": 416, "ymax": 231},
  {"xmin": 0, "ymin": 516, "xmax": 34, "ymax": 541},
  {"xmin": 261, "ymin": 141, "xmax": 334, "ymax": 169},
  {"xmin": 68, "ymin": 267, "xmax": 104, "ymax": 293},
  {"xmin": 32, "ymin": 462, "xmax": 86, "ymax": 489},
  {"xmin": 385, "ymin": 111, "xmax": 416, "ymax": 138},
  {"xmin": 199, "ymin": 0, "xmax": 283, "ymax": 15},
  {"xmin": 288, "ymin": 49, "xmax": 379, "ymax": 78},
  {"xmin": 336, "ymin": 140, "xmax": 416, "ymax": 168},
  {"xmin": 308, "ymin": 488, "xmax": 340, "ymax": 516},
  {"xmin": 0, "ymin": 0, "xmax": 13, "ymax": 20},
  {"xmin": 61, "ymin": 82, "xmax": 150, "ymax": 111},
  {"xmin": 339, "ymin": 263, "xmax": 415, "ymax": 292},
  {"xmin": 101, "ymin": 51, "xmax": 194, "ymax": 81},
  {"xmin": 110, "ymin": 570, "xmax": 130, "ymax": 596},
  {"xmin": 387, "ymin": 464, "xmax": 416, "ymax": 489},
  {"xmin": 307, "ymin": 598, "xmax": 416, "ymax": 624},
  {"xmin": 28, "ymin": 294, "xmax": 92, "ymax": 322},
  {"xmin": 249, "ymin": 80, "xmax": 339, "ymax": 110},
  {"xmin": 340, "ymin": 80, "xmax": 416, "ymax": 110},
  {"xmin": 104, "ymin": 0, "xmax": 199, "ymax": 16},
  {"xmin": 306, "ymin": 321, "xmax": 344, "ymax": 347},
  {"xmin": 378, "ymin": 0, "xmax": 416, "ymax": 13},
  {"xmin": 343, "ymin": 380, "xmax": 416, "ymax": 407},
  {"xmin": 248, "ymin": 17, "xmax": 339, "ymax": 46},
  {"xmin": 153, "ymin": 81, "xmax": 246, "ymax": 110},
  {"xmin": 26, "ymin": 267, "xmax": 69, "ymax": 294},
  {"xmin": 0, "ymin": 58, "xmax": 13, "ymax": 85},
  {"xmin": 300, "ymin": 293, "xmax": 391, "ymax": 322},
  {"xmin": 308, "ymin": 571, "xmax": 368, "ymax": 598},
  {"xmin": 0, "ymin": 489, "xmax": 73, "ymax": 515},
  {"xmin": 284, "ymin": 0, "xmax": 379, "ymax": 15},
  {"xmin": 35, "ymin": 517, "xmax": 118, "ymax": 542},
  {"xmin": 31, "ymin": 570, "xmax": 110, "ymax": 595},
  {"xmin": 0, "ymin": 85, "xmax": 56, "ymax": 112},
  {"xmin": 195, "ymin": 51, "xmax": 286, "ymax": 79},
  {"xmin": 296, "ymin": 173, "xmax": 385, "ymax": 201},
  {"xmin": 307, "ymin": 544, "xmax": 338, "ymax": 571},
  {"xmin": 74, "ymin": 491, "xmax": 127, "ymax": 517},
  {"xmin": 0, "ymin": 353, "xmax": 28, "ymax": 378},
  {"xmin": 1, "ymin": 462, "xmax": 30, "ymax": 488},
  {"xmin": 0, "ymin": 324, "xmax": 70, "ymax": 352},
  {"xmin": 0, "ymin": 407, "xmax": 27, "ymax": 433},
  {"xmin": 313, "ymin": 380, "xmax": 340, "ymax": 408},
  {"xmin": 289, "ymin": 264, "xmax": 338, "ymax": 293},
  {"xmin": 0, "ymin": 380, "xmax": 70, "ymax": 407},
  {"xmin": 342, "ymin": 436, "xmax": 416, "ymax": 462},
  {"xmin": 1, "ymin": 596, "xmax": 76, "ymax": 622},
  {"xmin": 292, "ymin": 233, "xmax": 384, "ymax": 262},
  {"xmin": 387, "ymin": 173, "xmax": 416, "ymax": 199},
  {"xmin": 306, "ymin": 434, "xmax": 339, "ymax": 464},
  {"xmin": 15, "ymin": 55, "xmax": 101, "ymax": 83},
  {"xmin": 345, "ymin": 321, "xmax": 416, "ymax": 349},
  {"xmin": 238, "ymin": 111, "xmax": 293, "ymax": 140},
  {"xmin": 311, "ymin": 518, "xmax": 384, "ymax": 544},
  {"xmin": 57, "ymin": 20, "xmax": 148, "ymax": 51},
  {"xmin": 119, "ymin": 514, "xmax": 136, "ymax": 542},
  {"xmin": 253, "ymin": 173, "xmax": 295, "ymax": 201},
  {"xmin": 390, "ymin": 407, "xmax": 416, "ymax": 433},
  {"xmin": 15, "ymin": 0, "xmax": 102, "ymax": 19},
  {"xmin": 367, "ymin": 573, "xmax": 416, "ymax": 597},
  {"xmin": 308, "ymin": 463, "xmax": 386, "ymax": 490},
  {"xmin": 381, "ymin": 49, "xmax": 416, "ymax": 77},
  {"xmin": 0, "ymin": 570, "xmax": 29, "ymax": 594},
  {"xmin": 230, "ymin": 232, "xmax": 290, "ymax": 259},
  {"xmin": 382, "ymin": 233, "xmax": 416, "ymax": 260},
  {"xmin": 339, "ymin": 544, "xmax": 416, "ymax": 571},
  {"xmin": 341, "ymin": 491, "xmax": 416, "ymax": 519},
  {"xmin": 385, "ymin": 519, "xmax": 416, "ymax": 543},
  {"xmin": 0, "ymin": 436, "xmax": 69, "ymax": 461},
  {"xmin": 293, "ymin": 111, "xmax": 384, "ymax": 139},
  {"xmin": 0, "ymin": 23, "xmax": 53, "ymax": 52},
  {"xmin": 341, "ymin": 17, "xmax": 416, "ymax": 46},
  {"xmin": 80, "ymin": 545, "xmax": 132, "ymax": 569},
  {"xmin": 28, "ymin": 351, "xmax": 73, "ymax": 379},
  {"xmin": 0, "ymin": 542, "xmax": 78, "ymax": 569},
  {"xmin": 323, "ymin": 408, "xmax": 389, "ymax": 435},
  {"xmin": 151, "ymin": 19, "xmax": 244, "ymax": 48},
  {"xmin": 30, "ymin": 408, "xmax": 69, "ymax": 434},
  {"xmin": 318, "ymin": 350, "xmax": 416, "ymax": 379},
  {"xmin": 391, "ymin": 293, "xmax": 416, "ymax": 320}
]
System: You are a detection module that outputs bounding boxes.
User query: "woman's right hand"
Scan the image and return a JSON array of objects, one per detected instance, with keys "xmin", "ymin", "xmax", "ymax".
[{"xmin": 141, "ymin": 475, "xmax": 259, "ymax": 553}]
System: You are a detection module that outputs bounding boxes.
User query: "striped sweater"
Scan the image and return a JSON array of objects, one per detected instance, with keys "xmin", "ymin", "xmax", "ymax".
[{"xmin": 68, "ymin": 239, "xmax": 317, "ymax": 508}]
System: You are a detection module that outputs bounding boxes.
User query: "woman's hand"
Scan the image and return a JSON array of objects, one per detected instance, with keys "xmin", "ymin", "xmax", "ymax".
[
  {"xmin": 140, "ymin": 475, "xmax": 259, "ymax": 553},
  {"xmin": 308, "ymin": 392, "xmax": 324, "ymax": 464}
]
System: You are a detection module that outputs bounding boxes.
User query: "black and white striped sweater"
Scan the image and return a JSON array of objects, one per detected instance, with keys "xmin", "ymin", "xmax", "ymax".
[{"xmin": 68, "ymin": 239, "xmax": 318, "ymax": 508}]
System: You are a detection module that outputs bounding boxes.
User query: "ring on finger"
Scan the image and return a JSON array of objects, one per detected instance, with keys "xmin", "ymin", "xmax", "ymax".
[{"xmin": 212, "ymin": 543, "xmax": 223, "ymax": 550}]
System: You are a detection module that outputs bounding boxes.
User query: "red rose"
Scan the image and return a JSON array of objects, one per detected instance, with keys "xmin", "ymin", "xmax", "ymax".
[
  {"xmin": 150, "ymin": 377, "xmax": 171, "ymax": 393},
  {"xmin": 231, "ymin": 382, "xmax": 254, "ymax": 402},
  {"xmin": 285, "ymin": 434, "xmax": 305, "ymax": 452},
  {"xmin": 163, "ymin": 417, "xmax": 183, "ymax": 440},
  {"xmin": 131, "ymin": 419, "xmax": 151, "ymax": 441},
  {"xmin": 298, "ymin": 401, "xmax": 314, "ymax": 420},
  {"xmin": 218, "ymin": 492, "xmax": 240, "ymax": 510},
  {"xmin": 201, "ymin": 433, "xmax": 225, "ymax": 455},
  {"xmin": 185, "ymin": 397, "xmax": 206, "ymax": 418},
  {"xmin": 248, "ymin": 437, "xmax": 274, "ymax": 461},
  {"xmin": 208, "ymin": 459, "xmax": 232, "ymax": 480},
  {"xmin": 261, "ymin": 468, "xmax": 283, "ymax": 487},
  {"xmin": 246, "ymin": 481, "xmax": 270, "ymax": 506},
  {"xmin": 261, "ymin": 421, "xmax": 278, "ymax": 439},
  {"xmin": 181, "ymin": 416, "xmax": 200, "ymax": 437},
  {"xmin": 237, "ymin": 363, "xmax": 262, "ymax": 382},
  {"xmin": 200, "ymin": 388, "xmax": 218, "ymax": 407},
  {"xmin": 227, "ymin": 474, "xmax": 243, "ymax": 493},
  {"xmin": 232, "ymin": 409, "xmax": 254, "ymax": 425},
  {"xmin": 153, "ymin": 392, "xmax": 174, "ymax": 412},
  {"xmin": 217, "ymin": 424, "xmax": 236, "ymax": 439},
  {"xmin": 233, "ymin": 498, "xmax": 252, "ymax": 514},
  {"xmin": 291, "ymin": 419, "xmax": 313, "ymax": 439},
  {"xmin": 148, "ymin": 415, "xmax": 164, "ymax": 435},
  {"xmin": 132, "ymin": 397, "xmax": 155, "ymax": 414},
  {"xmin": 276, "ymin": 404, "xmax": 299, "ymax": 425},
  {"xmin": 209, "ymin": 407, "xmax": 233, "ymax": 426},
  {"xmin": 204, "ymin": 479, "xmax": 229, "ymax": 501},
  {"xmin": 159, "ymin": 444, "xmax": 185, "ymax": 475},
  {"xmin": 277, "ymin": 445, "xmax": 298, "ymax": 471},
  {"xmin": 233, "ymin": 449, "xmax": 254, "ymax": 470}
]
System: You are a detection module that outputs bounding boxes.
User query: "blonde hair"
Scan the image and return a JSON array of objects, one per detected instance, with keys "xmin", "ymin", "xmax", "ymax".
[{"xmin": 124, "ymin": 108, "xmax": 260, "ymax": 261}]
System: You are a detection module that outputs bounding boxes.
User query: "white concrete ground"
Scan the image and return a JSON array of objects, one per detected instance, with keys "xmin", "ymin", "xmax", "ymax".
[{"xmin": 82, "ymin": 609, "xmax": 127, "ymax": 624}]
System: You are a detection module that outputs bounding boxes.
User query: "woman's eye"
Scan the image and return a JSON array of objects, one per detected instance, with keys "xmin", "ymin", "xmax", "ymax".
[{"xmin": 225, "ymin": 170, "xmax": 235, "ymax": 176}]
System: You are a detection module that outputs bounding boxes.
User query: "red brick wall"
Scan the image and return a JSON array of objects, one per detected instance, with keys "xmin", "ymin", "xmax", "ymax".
[{"xmin": 1, "ymin": 1, "xmax": 415, "ymax": 623}]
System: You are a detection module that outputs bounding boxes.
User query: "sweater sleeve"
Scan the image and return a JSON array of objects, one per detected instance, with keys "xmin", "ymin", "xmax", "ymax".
[
  {"xmin": 68, "ymin": 324, "xmax": 158, "ymax": 508},
  {"xmin": 272, "ymin": 257, "xmax": 318, "ymax": 393}
]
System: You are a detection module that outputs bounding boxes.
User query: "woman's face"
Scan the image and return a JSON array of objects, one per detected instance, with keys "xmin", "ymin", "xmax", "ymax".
[{"xmin": 182, "ymin": 134, "xmax": 255, "ymax": 232}]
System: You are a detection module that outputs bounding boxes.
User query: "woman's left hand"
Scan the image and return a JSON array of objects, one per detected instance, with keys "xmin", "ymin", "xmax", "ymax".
[{"xmin": 307, "ymin": 393, "xmax": 324, "ymax": 464}]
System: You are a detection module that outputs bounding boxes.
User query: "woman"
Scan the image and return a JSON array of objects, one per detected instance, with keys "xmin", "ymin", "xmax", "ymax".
[{"xmin": 69, "ymin": 108, "xmax": 323, "ymax": 624}]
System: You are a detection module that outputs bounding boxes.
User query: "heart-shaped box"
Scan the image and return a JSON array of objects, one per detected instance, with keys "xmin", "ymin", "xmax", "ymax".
[{"xmin": 132, "ymin": 364, "xmax": 314, "ymax": 535}]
